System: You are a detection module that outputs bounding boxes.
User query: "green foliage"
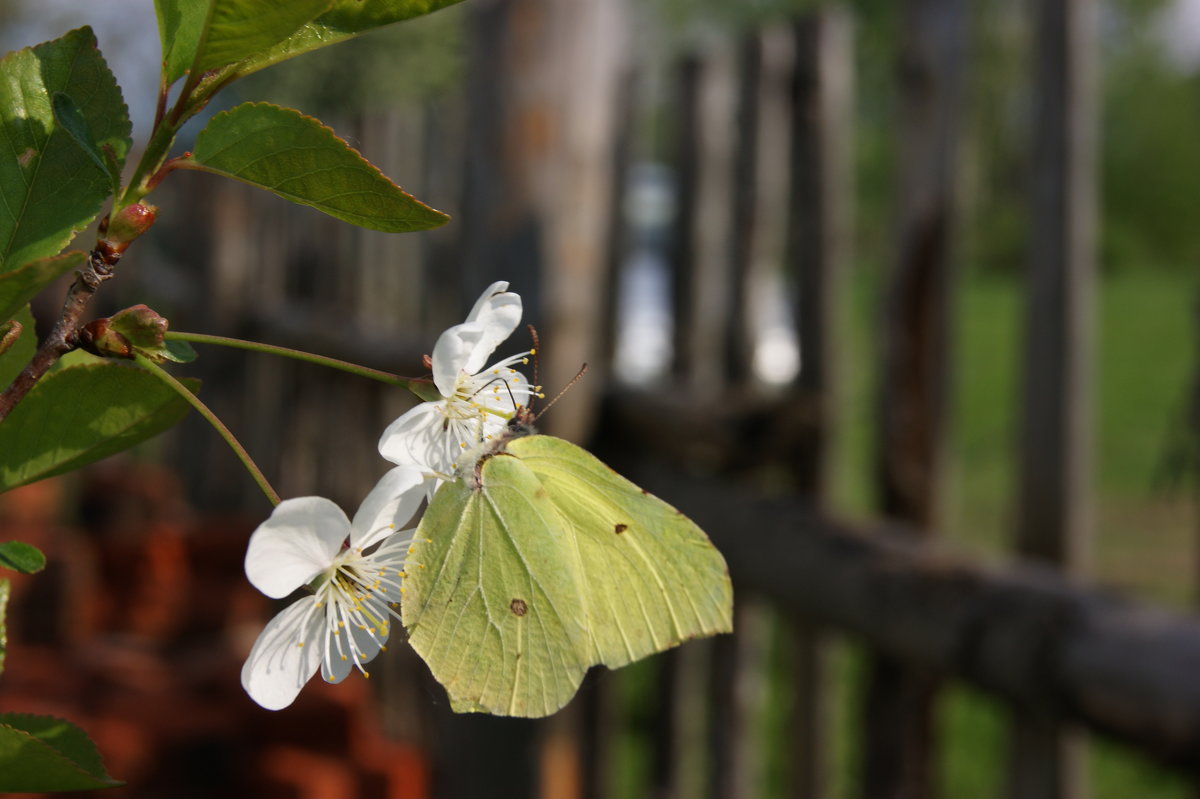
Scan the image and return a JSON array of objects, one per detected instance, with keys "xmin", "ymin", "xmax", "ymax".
[
  {"xmin": 189, "ymin": 102, "xmax": 448, "ymax": 232},
  {"xmin": 192, "ymin": 0, "xmax": 334, "ymax": 77},
  {"xmin": 155, "ymin": 0, "xmax": 462, "ymax": 92},
  {"xmin": 0, "ymin": 541, "xmax": 46, "ymax": 575},
  {"xmin": 0, "ymin": 361, "xmax": 197, "ymax": 492},
  {"xmin": 236, "ymin": 0, "xmax": 466, "ymax": 80},
  {"xmin": 0, "ymin": 252, "xmax": 87, "ymax": 326},
  {"xmin": 1103, "ymin": 44, "xmax": 1200, "ymax": 271},
  {"xmin": 404, "ymin": 435, "xmax": 733, "ymax": 717},
  {"xmin": 108, "ymin": 305, "xmax": 197, "ymax": 364},
  {"xmin": 237, "ymin": 6, "xmax": 465, "ymax": 114},
  {"xmin": 0, "ymin": 306, "xmax": 36, "ymax": 391},
  {"xmin": 51, "ymin": 93, "xmax": 122, "ymax": 197},
  {"xmin": 155, "ymin": 0, "xmax": 212, "ymax": 86},
  {"xmin": 0, "ymin": 28, "xmax": 130, "ymax": 273},
  {"xmin": 0, "ymin": 714, "xmax": 122, "ymax": 792}
]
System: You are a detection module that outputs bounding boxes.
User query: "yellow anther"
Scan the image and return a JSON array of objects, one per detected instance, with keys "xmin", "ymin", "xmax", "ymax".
[
  {"xmin": 341, "ymin": 654, "xmax": 348, "ymax": 661},
  {"xmin": 297, "ymin": 642, "xmax": 305, "ymax": 648}
]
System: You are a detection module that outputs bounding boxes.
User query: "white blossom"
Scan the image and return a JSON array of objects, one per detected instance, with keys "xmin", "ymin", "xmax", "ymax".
[
  {"xmin": 378, "ymin": 281, "xmax": 536, "ymax": 483},
  {"xmin": 241, "ymin": 466, "xmax": 424, "ymax": 710}
]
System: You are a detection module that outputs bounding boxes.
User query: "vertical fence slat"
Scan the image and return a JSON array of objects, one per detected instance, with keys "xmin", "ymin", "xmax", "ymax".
[
  {"xmin": 669, "ymin": 54, "xmax": 701, "ymax": 383},
  {"xmin": 863, "ymin": 0, "xmax": 966, "ymax": 797},
  {"xmin": 1008, "ymin": 1, "xmax": 1097, "ymax": 797},
  {"xmin": 786, "ymin": 7, "xmax": 854, "ymax": 798},
  {"xmin": 723, "ymin": 33, "xmax": 763, "ymax": 385}
]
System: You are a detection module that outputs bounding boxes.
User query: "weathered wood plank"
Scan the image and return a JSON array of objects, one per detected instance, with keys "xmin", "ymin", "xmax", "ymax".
[
  {"xmin": 591, "ymin": 427, "xmax": 1200, "ymax": 773},
  {"xmin": 783, "ymin": 7, "xmax": 854, "ymax": 798},
  {"xmin": 866, "ymin": 0, "xmax": 967, "ymax": 796},
  {"xmin": 1010, "ymin": 1, "xmax": 1097, "ymax": 797}
]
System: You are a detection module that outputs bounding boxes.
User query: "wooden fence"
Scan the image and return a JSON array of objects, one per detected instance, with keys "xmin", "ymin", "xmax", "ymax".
[{"xmin": 153, "ymin": 0, "xmax": 1200, "ymax": 797}]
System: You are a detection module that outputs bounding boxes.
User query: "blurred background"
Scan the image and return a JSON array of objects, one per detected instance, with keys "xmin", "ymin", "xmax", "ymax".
[{"xmin": 2, "ymin": 0, "xmax": 1200, "ymax": 796}]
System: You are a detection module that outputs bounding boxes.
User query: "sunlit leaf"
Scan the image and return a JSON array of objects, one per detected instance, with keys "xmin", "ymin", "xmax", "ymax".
[
  {"xmin": 0, "ymin": 362, "xmax": 197, "ymax": 492},
  {"xmin": 194, "ymin": 0, "xmax": 333, "ymax": 75},
  {"xmin": 188, "ymin": 102, "xmax": 447, "ymax": 232},
  {"xmin": 0, "ymin": 28, "xmax": 130, "ymax": 273},
  {"xmin": 0, "ymin": 251, "xmax": 86, "ymax": 325},
  {"xmin": 231, "ymin": 0, "xmax": 464, "ymax": 79},
  {"xmin": 0, "ymin": 714, "xmax": 122, "ymax": 791},
  {"xmin": 155, "ymin": 0, "xmax": 210, "ymax": 86}
]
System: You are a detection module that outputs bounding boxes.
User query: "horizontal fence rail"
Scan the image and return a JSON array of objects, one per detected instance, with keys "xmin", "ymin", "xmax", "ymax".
[{"xmin": 600, "ymin": 393, "xmax": 1200, "ymax": 775}]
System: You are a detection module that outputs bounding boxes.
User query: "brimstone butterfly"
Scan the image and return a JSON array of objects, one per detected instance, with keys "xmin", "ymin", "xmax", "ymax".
[{"xmin": 401, "ymin": 430, "xmax": 734, "ymax": 717}]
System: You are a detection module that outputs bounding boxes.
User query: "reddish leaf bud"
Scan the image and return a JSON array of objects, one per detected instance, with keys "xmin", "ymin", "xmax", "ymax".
[
  {"xmin": 98, "ymin": 203, "xmax": 158, "ymax": 255},
  {"xmin": 78, "ymin": 318, "xmax": 133, "ymax": 359}
]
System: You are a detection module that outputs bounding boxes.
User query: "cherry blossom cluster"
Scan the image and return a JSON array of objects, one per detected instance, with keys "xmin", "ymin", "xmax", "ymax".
[{"xmin": 240, "ymin": 282, "xmax": 533, "ymax": 709}]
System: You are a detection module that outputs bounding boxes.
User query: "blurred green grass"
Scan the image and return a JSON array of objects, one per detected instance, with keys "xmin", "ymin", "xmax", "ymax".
[
  {"xmin": 607, "ymin": 265, "xmax": 1197, "ymax": 798},
  {"xmin": 836, "ymin": 264, "xmax": 1199, "ymax": 799}
]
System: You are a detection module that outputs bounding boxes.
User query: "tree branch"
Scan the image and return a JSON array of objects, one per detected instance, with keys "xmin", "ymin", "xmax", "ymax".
[{"xmin": 0, "ymin": 249, "xmax": 118, "ymax": 421}]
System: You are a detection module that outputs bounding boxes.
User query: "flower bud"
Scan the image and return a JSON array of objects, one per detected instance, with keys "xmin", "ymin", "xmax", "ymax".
[
  {"xmin": 77, "ymin": 318, "xmax": 133, "ymax": 359},
  {"xmin": 97, "ymin": 203, "xmax": 158, "ymax": 257}
]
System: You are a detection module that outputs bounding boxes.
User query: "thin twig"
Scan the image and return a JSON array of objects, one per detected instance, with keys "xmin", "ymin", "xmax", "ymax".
[{"xmin": 134, "ymin": 354, "xmax": 281, "ymax": 507}]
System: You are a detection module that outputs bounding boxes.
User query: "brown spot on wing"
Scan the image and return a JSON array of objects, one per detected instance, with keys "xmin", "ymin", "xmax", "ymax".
[
  {"xmin": 614, "ymin": 523, "xmax": 628, "ymax": 534},
  {"xmin": 510, "ymin": 598, "xmax": 528, "ymax": 617}
]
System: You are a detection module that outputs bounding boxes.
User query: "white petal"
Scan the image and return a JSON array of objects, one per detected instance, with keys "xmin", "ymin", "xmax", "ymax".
[
  {"xmin": 245, "ymin": 498, "xmax": 350, "ymax": 598},
  {"xmin": 466, "ymin": 366, "xmax": 529, "ymax": 416},
  {"xmin": 431, "ymin": 322, "xmax": 486, "ymax": 396},
  {"xmin": 322, "ymin": 615, "xmax": 388, "ymax": 684},
  {"xmin": 378, "ymin": 400, "xmax": 457, "ymax": 477},
  {"xmin": 465, "ymin": 281, "xmax": 510, "ymax": 321},
  {"xmin": 466, "ymin": 288, "xmax": 522, "ymax": 366},
  {"xmin": 350, "ymin": 466, "xmax": 425, "ymax": 549},
  {"xmin": 241, "ymin": 598, "xmax": 324, "ymax": 710}
]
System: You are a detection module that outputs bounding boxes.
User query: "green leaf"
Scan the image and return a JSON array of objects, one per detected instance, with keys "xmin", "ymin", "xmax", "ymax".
[
  {"xmin": 0, "ymin": 579, "xmax": 8, "ymax": 675},
  {"xmin": 51, "ymin": 93, "xmax": 119, "ymax": 195},
  {"xmin": 0, "ymin": 28, "xmax": 131, "ymax": 273},
  {"xmin": 0, "ymin": 541, "xmax": 46, "ymax": 574},
  {"xmin": 0, "ymin": 362, "xmax": 197, "ymax": 492},
  {"xmin": 0, "ymin": 305, "xmax": 36, "ymax": 392},
  {"xmin": 403, "ymin": 434, "xmax": 734, "ymax": 718},
  {"xmin": 0, "ymin": 251, "xmax": 86, "ymax": 325},
  {"xmin": 192, "ymin": 0, "xmax": 334, "ymax": 76},
  {"xmin": 230, "ymin": 0, "xmax": 464, "ymax": 80},
  {"xmin": 155, "ymin": 0, "xmax": 210, "ymax": 86},
  {"xmin": 189, "ymin": 102, "xmax": 448, "ymax": 232},
  {"xmin": 0, "ymin": 713, "xmax": 122, "ymax": 791},
  {"xmin": 163, "ymin": 339, "xmax": 198, "ymax": 363}
]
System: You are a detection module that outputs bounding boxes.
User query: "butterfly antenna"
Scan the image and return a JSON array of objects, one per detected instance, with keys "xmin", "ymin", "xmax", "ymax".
[
  {"xmin": 532, "ymin": 363, "xmax": 588, "ymax": 423},
  {"xmin": 526, "ymin": 324, "xmax": 541, "ymax": 403}
]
